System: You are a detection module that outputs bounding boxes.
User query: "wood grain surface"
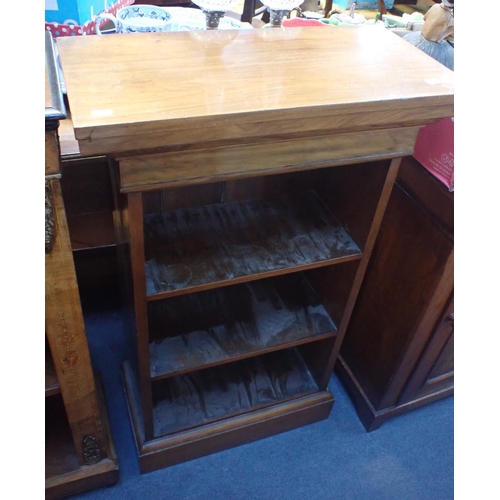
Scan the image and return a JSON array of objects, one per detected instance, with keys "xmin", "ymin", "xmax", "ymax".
[
  {"xmin": 118, "ymin": 127, "xmax": 419, "ymax": 192},
  {"xmin": 56, "ymin": 26, "xmax": 454, "ymax": 156},
  {"xmin": 45, "ymin": 178, "xmax": 108, "ymax": 461}
]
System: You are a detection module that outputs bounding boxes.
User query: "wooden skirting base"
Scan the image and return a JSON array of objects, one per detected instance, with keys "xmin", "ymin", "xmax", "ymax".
[
  {"xmin": 122, "ymin": 361, "xmax": 334, "ymax": 474},
  {"xmin": 335, "ymin": 356, "xmax": 453, "ymax": 432},
  {"xmin": 45, "ymin": 374, "xmax": 119, "ymax": 500}
]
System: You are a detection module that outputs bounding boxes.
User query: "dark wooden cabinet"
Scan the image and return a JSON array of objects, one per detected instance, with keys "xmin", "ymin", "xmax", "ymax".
[
  {"xmin": 45, "ymin": 32, "xmax": 119, "ymax": 499},
  {"xmin": 336, "ymin": 155, "xmax": 454, "ymax": 431}
]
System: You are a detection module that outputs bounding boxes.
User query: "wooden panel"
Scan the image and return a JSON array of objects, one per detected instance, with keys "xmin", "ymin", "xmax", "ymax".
[
  {"xmin": 127, "ymin": 192, "xmax": 155, "ymax": 440},
  {"xmin": 61, "ymin": 158, "xmax": 114, "ymax": 216},
  {"xmin": 315, "ymin": 160, "xmax": 390, "ymax": 251},
  {"xmin": 152, "ymin": 348, "xmax": 319, "ymax": 437},
  {"xmin": 148, "ymin": 273, "xmax": 338, "ymax": 379},
  {"xmin": 428, "ymin": 333, "xmax": 454, "ymax": 380},
  {"xmin": 320, "ymin": 158, "xmax": 401, "ymax": 387},
  {"xmin": 396, "ymin": 155, "xmax": 454, "ymax": 234},
  {"xmin": 398, "ymin": 294, "xmax": 454, "ymax": 403},
  {"xmin": 45, "ymin": 130, "xmax": 61, "ymax": 177},
  {"xmin": 56, "ymin": 27, "xmax": 453, "ymax": 157},
  {"xmin": 340, "ymin": 177, "xmax": 453, "ymax": 408},
  {"xmin": 45, "ymin": 178, "xmax": 107, "ymax": 461},
  {"xmin": 118, "ymin": 127, "xmax": 420, "ymax": 192},
  {"xmin": 143, "ymin": 190, "xmax": 362, "ymax": 298}
]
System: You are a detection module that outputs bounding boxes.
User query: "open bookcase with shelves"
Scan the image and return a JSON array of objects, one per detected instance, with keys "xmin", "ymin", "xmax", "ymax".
[
  {"xmin": 55, "ymin": 25, "xmax": 453, "ymax": 475},
  {"xmin": 113, "ymin": 159, "xmax": 398, "ymax": 472}
]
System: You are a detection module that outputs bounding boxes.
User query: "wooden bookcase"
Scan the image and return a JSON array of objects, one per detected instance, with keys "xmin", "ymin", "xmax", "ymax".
[
  {"xmin": 111, "ymin": 158, "xmax": 399, "ymax": 471},
  {"xmin": 56, "ymin": 26, "xmax": 454, "ymax": 473},
  {"xmin": 45, "ymin": 32, "xmax": 119, "ymax": 499}
]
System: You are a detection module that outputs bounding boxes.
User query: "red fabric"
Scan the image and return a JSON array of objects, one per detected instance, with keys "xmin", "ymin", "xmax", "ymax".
[
  {"xmin": 282, "ymin": 18, "xmax": 326, "ymax": 27},
  {"xmin": 45, "ymin": 0, "xmax": 134, "ymax": 37},
  {"xmin": 413, "ymin": 117, "xmax": 454, "ymax": 191}
]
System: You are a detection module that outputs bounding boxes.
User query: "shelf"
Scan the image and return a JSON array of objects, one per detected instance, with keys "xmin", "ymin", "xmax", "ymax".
[
  {"xmin": 152, "ymin": 347, "xmax": 319, "ymax": 437},
  {"xmin": 149, "ymin": 272, "xmax": 338, "ymax": 380},
  {"xmin": 144, "ymin": 190, "xmax": 361, "ymax": 299}
]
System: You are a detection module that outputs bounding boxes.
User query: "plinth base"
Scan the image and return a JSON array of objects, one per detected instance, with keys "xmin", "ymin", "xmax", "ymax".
[{"xmin": 121, "ymin": 361, "xmax": 334, "ymax": 474}]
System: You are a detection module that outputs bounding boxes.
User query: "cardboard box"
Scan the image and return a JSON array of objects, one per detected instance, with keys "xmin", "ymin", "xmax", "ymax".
[
  {"xmin": 45, "ymin": 0, "xmax": 134, "ymax": 37},
  {"xmin": 413, "ymin": 117, "xmax": 454, "ymax": 191},
  {"xmin": 332, "ymin": 1, "xmax": 395, "ymax": 9},
  {"xmin": 45, "ymin": 0, "xmax": 108, "ymax": 25}
]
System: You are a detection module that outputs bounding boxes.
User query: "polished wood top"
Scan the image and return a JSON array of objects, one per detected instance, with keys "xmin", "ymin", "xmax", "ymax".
[{"xmin": 56, "ymin": 26, "xmax": 453, "ymax": 155}]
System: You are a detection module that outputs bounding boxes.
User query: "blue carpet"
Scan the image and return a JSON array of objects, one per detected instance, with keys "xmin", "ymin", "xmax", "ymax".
[{"xmin": 73, "ymin": 290, "xmax": 454, "ymax": 500}]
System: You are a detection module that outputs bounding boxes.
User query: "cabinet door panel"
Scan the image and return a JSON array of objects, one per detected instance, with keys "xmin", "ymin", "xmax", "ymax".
[{"xmin": 398, "ymin": 295, "xmax": 454, "ymax": 404}]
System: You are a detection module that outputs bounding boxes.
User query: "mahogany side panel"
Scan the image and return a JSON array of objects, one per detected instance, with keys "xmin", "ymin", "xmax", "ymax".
[
  {"xmin": 321, "ymin": 158, "xmax": 402, "ymax": 387},
  {"xmin": 340, "ymin": 174, "xmax": 453, "ymax": 409},
  {"xmin": 126, "ymin": 192, "xmax": 155, "ymax": 440},
  {"xmin": 336, "ymin": 157, "xmax": 454, "ymax": 430}
]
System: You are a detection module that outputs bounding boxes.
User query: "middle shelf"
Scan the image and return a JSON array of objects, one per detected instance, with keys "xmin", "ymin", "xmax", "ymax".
[
  {"xmin": 144, "ymin": 189, "xmax": 362, "ymax": 300},
  {"xmin": 148, "ymin": 272, "xmax": 338, "ymax": 380}
]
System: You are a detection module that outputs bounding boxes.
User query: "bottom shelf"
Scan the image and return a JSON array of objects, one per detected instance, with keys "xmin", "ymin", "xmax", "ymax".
[
  {"xmin": 123, "ymin": 360, "xmax": 334, "ymax": 473},
  {"xmin": 45, "ymin": 375, "xmax": 119, "ymax": 500},
  {"xmin": 152, "ymin": 347, "xmax": 319, "ymax": 437}
]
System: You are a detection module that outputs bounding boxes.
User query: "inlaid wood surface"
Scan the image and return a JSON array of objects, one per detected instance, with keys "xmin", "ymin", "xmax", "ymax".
[
  {"xmin": 56, "ymin": 26, "xmax": 454, "ymax": 156},
  {"xmin": 45, "ymin": 178, "xmax": 108, "ymax": 460},
  {"xmin": 152, "ymin": 348, "xmax": 318, "ymax": 437},
  {"xmin": 144, "ymin": 190, "xmax": 361, "ymax": 298},
  {"xmin": 149, "ymin": 273, "xmax": 338, "ymax": 379}
]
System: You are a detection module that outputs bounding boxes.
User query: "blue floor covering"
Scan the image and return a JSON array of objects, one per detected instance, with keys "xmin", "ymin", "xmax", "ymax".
[{"xmin": 72, "ymin": 292, "xmax": 453, "ymax": 500}]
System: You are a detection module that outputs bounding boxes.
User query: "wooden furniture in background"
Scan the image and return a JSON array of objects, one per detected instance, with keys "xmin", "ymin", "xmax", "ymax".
[
  {"xmin": 56, "ymin": 26, "xmax": 453, "ymax": 473},
  {"xmin": 45, "ymin": 32, "xmax": 119, "ymax": 499},
  {"xmin": 57, "ymin": 113, "xmax": 119, "ymax": 292},
  {"xmin": 336, "ymin": 155, "xmax": 453, "ymax": 431}
]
